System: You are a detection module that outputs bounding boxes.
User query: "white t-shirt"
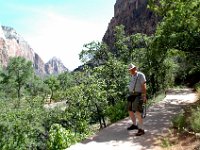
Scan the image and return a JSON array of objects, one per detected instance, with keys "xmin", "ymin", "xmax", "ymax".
[{"xmin": 128, "ymin": 72, "xmax": 146, "ymax": 93}]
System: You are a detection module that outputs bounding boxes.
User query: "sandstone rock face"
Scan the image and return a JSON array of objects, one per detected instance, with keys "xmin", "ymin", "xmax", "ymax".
[
  {"xmin": 0, "ymin": 25, "xmax": 9, "ymax": 68},
  {"xmin": 1, "ymin": 25, "xmax": 46, "ymax": 75},
  {"xmin": 103, "ymin": 0, "xmax": 160, "ymax": 48},
  {"xmin": 45, "ymin": 57, "xmax": 68, "ymax": 75},
  {"xmin": 0, "ymin": 39, "xmax": 8, "ymax": 68},
  {"xmin": 34, "ymin": 53, "xmax": 46, "ymax": 76},
  {"xmin": 2, "ymin": 26, "xmax": 34, "ymax": 60},
  {"xmin": 0, "ymin": 25, "xmax": 68, "ymax": 75}
]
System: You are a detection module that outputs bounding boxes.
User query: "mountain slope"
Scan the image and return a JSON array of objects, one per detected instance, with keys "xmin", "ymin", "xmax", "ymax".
[
  {"xmin": 103, "ymin": 0, "xmax": 160, "ymax": 49},
  {"xmin": 45, "ymin": 57, "xmax": 68, "ymax": 75},
  {"xmin": 0, "ymin": 25, "xmax": 68, "ymax": 75}
]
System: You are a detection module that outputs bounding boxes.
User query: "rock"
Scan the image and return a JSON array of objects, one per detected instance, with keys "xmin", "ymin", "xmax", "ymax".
[
  {"xmin": 0, "ymin": 25, "xmax": 68, "ymax": 75},
  {"xmin": 103, "ymin": 0, "xmax": 160, "ymax": 49}
]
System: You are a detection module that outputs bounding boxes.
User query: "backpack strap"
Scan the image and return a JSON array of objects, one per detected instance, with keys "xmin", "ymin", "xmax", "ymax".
[{"xmin": 133, "ymin": 73, "xmax": 139, "ymax": 93}]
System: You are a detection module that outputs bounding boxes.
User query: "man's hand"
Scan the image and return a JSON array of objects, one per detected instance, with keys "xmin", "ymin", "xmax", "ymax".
[{"xmin": 142, "ymin": 94, "xmax": 147, "ymax": 103}]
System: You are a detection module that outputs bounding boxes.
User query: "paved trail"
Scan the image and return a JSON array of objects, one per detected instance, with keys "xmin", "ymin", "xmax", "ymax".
[{"xmin": 67, "ymin": 88, "xmax": 197, "ymax": 150}]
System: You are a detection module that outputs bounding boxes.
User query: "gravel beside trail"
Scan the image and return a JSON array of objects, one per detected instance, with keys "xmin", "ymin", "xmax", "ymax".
[{"xmin": 67, "ymin": 88, "xmax": 197, "ymax": 150}]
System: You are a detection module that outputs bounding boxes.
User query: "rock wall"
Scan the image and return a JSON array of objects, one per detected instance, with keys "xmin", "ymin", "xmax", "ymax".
[
  {"xmin": 1, "ymin": 25, "xmax": 46, "ymax": 75},
  {"xmin": 0, "ymin": 25, "xmax": 68, "ymax": 75},
  {"xmin": 0, "ymin": 25, "xmax": 9, "ymax": 68},
  {"xmin": 45, "ymin": 57, "xmax": 68, "ymax": 75},
  {"xmin": 103, "ymin": 0, "xmax": 160, "ymax": 48}
]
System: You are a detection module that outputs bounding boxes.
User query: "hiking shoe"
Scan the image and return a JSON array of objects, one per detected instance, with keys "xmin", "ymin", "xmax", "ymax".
[
  {"xmin": 135, "ymin": 129, "xmax": 145, "ymax": 136},
  {"xmin": 127, "ymin": 124, "xmax": 138, "ymax": 130}
]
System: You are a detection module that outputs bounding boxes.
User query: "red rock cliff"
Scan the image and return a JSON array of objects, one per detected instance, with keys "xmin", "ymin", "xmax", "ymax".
[
  {"xmin": 0, "ymin": 25, "xmax": 68, "ymax": 75},
  {"xmin": 103, "ymin": 0, "xmax": 160, "ymax": 48}
]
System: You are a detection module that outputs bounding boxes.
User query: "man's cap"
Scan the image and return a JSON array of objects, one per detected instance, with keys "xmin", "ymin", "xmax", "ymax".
[{"xmin": 128, "ymin": 64, "xmax": 136, "ymax": 70}]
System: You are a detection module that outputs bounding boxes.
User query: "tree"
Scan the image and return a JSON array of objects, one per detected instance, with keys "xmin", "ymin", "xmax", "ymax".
[
  {"xmin": 57, "ymin": 72, "xmax": 73, "ymax": 91},
  {"xmin": 79, "ymin": 41, "xmax": 111, "ymax": 66},
  {"xmin": 6, "ymin": 57, "xmax": 34, "ymax": 107},
  {"xmin": 148, "ymin": 0, "xmax": 200, "ymax": 85},
  {"xmin": 113, "ymin": 25, "xmax": 130, "ymax": 63},
  {"xmin": 25, "ymin": 75, "xmax": 49, "ymax": 106},
  {"xmin": 44, "ymin": 75, "xmax": 60, "ymax": 103}
]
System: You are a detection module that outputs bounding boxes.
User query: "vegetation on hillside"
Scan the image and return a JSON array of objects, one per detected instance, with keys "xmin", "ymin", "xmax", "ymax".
[{"xmin": 0, "ymin": 0, "xmax": 199, "ymax": 149}]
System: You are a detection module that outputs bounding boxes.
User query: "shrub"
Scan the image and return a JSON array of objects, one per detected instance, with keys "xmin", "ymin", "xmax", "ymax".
[
  {"xmin": 0, "ymin": 107, "xmax": 46, "ymax": 150},
  {"xmin": 106, "ymin": 100, "xmax": 128, "ymax": 123},
  {"xmin": 194, "ymin": 82, "xmax": 200, "ymax": 99},
  {"xmin": 189, "ymin": 107, "xmax": 200, "ymax": 133},
  {"xmin": 47, "ymin": 124, "xmax": 77, "ymax": 150},
  {"xmin": 172, "ymin": 111, "xmax": 186, "ymax": 131}
]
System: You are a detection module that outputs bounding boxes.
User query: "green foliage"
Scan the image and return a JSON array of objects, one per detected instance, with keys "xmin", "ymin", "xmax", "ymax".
[
  {"xmin": 114, "ymin": 25, "xmax": 130, "ymax": 63},
  {"xmin": 172, "ymin": 111, "xmax": 186, "ymax": 131},
  {"xmin": 106, "ymin": 100, "xmax": 128, "ymax": 123},
  {"xmin": 148, "ymin": 0, "xmax": 200, "ymax": 85},
  {"xmin": 44, "ymin": 75, "xmax": 60, "ymax": 102},
  {"xmin": 79, "ymin": 41, "xmax": 101, "ymax": 63},
  {"xmin": 194, "ymin": 82, "xmax": 200, "ymax": 91},
  {"xmin": 47, "ymin": 124, "xmax": 77, "ymax": 150},
  {"xmin": 147, "ymin": 93, "xmax": 166, "ymax": 106},
  {"xmin": 0, "ymin": 0, "xmax": 199, "ymax": 148},
  {"xmin": 161, "ymin": 137, "xmax": 172, "ymax": 148},
  {"xmin": 25, "ymin": 75, "xmax": 49, "ymax": 101},
  {"xmin": 0, "ymin": 98, "xmax": 47, "ymax": 149},
  {"xmin": 1, "ymin": 57, "xmax": 34, "ymax": 107},
  {"xmin": 57, "ymin": 72, "xmax": 74, "ymax": 91},
  {"xmin": 65, "ymin": 84, "xmax": 91, "ymax": 133},
  {"xmin": 189, "ymin": 107, "xmax": 200, "ymax": 132},
  {"xmin": 99, "ymin": 58, "xmax": 129, "ymax": 105}
]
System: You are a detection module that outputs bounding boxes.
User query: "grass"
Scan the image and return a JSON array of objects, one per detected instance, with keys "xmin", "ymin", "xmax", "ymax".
[
  {"xmin": 147, "ymin": 92, "xmax": 166, "ymax": 107},
  {"xmin": 161, "ymin": 137, "xmax": 172, "ymax": 148},
  {"xmin": 158, "ymin": 129, "xmax": 200, "ymax": 150}
]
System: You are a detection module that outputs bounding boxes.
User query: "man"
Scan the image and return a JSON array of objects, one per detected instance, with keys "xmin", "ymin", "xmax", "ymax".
[{"xmin": 127, "ymin": 64, "xmax": 147, "ymax": 136}]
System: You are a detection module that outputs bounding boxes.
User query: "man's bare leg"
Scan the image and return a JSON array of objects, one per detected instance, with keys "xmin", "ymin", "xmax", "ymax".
[
  {"xmin": 135, "ymin": 111, "xmax": 143, "ymax": 129},
  {"xmin": 129, "ymin": 111, "xmax": 136, "ymax": 125},
  {"xmin": 135, "ymin": 111, "xmax": 145, "ymax": 136}
]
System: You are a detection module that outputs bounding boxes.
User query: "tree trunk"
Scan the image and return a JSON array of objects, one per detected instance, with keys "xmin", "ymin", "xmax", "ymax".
[{"xmin": 95, "ymin": 103, "xmax": 103, "ymax": 129}]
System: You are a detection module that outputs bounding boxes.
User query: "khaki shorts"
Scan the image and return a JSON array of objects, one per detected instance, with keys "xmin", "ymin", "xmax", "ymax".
[{"xmin": 127, "ymin": 95, "xmax": 143, "ymax": 113}]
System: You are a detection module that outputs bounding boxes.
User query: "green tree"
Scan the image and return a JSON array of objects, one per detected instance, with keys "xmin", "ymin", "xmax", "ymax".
[
  {"xmin": 44, "ymin": 75, "xmax": 60, "ymax": 103},
  {"xmin": 113, "ymin": 25, "xmax": 130, "ymax": 63},
  {"xmin": 79, "ymin": 41, "xmax": 111, "ymax": 66},
  {"xmin": 148, "ymin": 0, "xmax": 200, "ymax": 85},
  {"xmin": 149, "ymin": 0, "xmax": 200, "ymax": 52},
  {"xmin": 57, "ymin": 72, "xmax": 74, "ymax": 93},
  {"xmin": 25, "ymin": 75, "xmax": 49, "ymax": 106},
  {"xmin": 6, "ymin": 56, "xmax": 34, "ymax": 107}
]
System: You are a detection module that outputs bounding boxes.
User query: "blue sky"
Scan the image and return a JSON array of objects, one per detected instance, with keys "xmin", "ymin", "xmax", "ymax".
[{"xmin": 0, "ymin": 0, "xmax": 116, "ymax": 71}]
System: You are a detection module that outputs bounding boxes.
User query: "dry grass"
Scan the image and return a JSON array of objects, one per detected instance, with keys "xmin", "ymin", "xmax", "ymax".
[{"xmin": 156, "ymin": 129, "xmax": 200, "ymax": 150}]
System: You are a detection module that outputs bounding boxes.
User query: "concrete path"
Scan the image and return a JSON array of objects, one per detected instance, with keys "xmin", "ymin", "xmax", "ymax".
[{"xmin": 67, "ymin": 88, "xmax": 197, "ymax": 150}]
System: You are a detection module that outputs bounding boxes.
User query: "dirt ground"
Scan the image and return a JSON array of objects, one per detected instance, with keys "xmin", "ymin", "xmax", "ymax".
[
  {"xmin": 67, "ymin": 88, "xmax": 199, "ymax": 150},
  {"xmin": 155, "ymin": 129, "xmax": 200, "ymax": 150}
]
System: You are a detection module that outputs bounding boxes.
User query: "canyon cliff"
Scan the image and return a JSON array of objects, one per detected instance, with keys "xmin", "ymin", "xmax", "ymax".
[
  {"xmin": 103, "ymin": 0, "xmax": 160, "ymax": 49},
  {"xmin": 0, "ymin": 25, "xmax": 68, "ymax": 75},
  {"xmin": 45, "ymin": 57, "xmax": 68, "ymax": 75}
]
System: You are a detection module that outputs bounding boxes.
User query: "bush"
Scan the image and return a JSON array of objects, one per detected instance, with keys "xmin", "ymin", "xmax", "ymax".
[
  {"xmin": 47, "ymin": 124, "xmax": 78, "ymax": 150},
  {"xmin": 194, "ymin": 82, "xmax": 200, "ymax": 99},
  {"xmin": 189, "ymin": 107, "xmax": 200, "ymax": 133},
  {"xmin": 106, "ymin": 100, "xmax": 128, "ymax": 123},
  {"xmin": 0, "ymin": 107, "xmax": 46, "ymax": 150},
  {"xmin": 172, "ymin": 111, "xmax": 186, "ymax": 131}
]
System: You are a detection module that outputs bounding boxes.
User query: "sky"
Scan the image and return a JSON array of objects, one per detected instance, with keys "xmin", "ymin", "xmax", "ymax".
[{"xmin": 0, "ymin": 0, "xmax": 116, "ymax": 71}]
